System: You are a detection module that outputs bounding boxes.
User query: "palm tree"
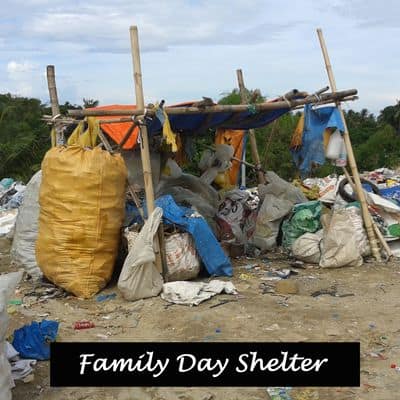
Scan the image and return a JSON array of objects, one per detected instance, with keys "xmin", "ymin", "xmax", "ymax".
[{"xmin": 82, "ymin": 98, "xmax": 99, "ymax": 108}]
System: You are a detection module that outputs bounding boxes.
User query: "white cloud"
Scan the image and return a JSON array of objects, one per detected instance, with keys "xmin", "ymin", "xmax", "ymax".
[
  {"xmin": 7, "ymin": 61, "xmax": 37, "ymax": 76},
  {"xmin": 0, "ymin": 0, "xmax": 399, "ymax": 113}
]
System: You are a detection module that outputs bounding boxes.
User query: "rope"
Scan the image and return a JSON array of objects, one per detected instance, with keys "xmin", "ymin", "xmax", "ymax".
[
  {"xmin": 247, "ymin": 104, "xmax": 257, "ymax": 114},
  {"xmin": 282, "ymin": 95, "xmax": 291, "ymax": 108}
]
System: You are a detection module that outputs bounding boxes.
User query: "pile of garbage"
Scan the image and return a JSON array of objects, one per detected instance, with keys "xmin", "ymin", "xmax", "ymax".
[
  {"xmin": 0, "ymin": 178, "xmax": 27, "ymax": 267},
  {"xmin": 2, "ymin": 138, "xmax": 399, "ymax": 306},
  {"xmin": 295, "ymin": 169, "xmax": 400, "ymax": 260}
]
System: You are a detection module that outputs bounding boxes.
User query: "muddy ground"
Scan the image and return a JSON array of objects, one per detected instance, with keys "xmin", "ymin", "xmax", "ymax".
[{"xmin": 3, "ymin": 253, "xmax": 400, "ymax": 400}]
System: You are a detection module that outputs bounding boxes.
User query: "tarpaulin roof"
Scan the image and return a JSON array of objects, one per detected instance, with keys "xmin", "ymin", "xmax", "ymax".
[{"xmin": 92, "ymin": 99, "xmax": 297, "ymax": 150}]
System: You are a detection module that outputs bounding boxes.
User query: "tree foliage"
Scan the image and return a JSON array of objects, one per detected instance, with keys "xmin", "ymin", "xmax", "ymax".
[
  {"xmin": 0, "ymin": 94, "xmax": 50, "ymax": 181},
  {"xmin": 0, "ymin": 91, "xmax": 399, "ymax": 184}
]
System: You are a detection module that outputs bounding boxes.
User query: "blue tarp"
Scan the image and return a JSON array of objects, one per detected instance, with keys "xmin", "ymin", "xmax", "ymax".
[
  {"xmin": 12, "ymin": 320, "xmax": 59, "ymax": 360},
  {"xmin": 155, "ymin": 195, "xmax": 233, "ymax": 277},
  {"xmin": 145, "ymin": 108, "xmax": 290, "ymax": 136},
  {"xmin": 291, "ymin": 105, "xmax": 344, "ymax": 177}
]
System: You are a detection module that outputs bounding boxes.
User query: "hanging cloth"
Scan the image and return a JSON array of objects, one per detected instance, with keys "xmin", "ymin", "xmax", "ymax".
[{"xmin": 291, "ymin": 105, "xmax": 344, "ymax": 177}]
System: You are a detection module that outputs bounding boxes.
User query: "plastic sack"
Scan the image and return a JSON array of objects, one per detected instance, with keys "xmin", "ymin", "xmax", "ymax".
[
  {"xmin": 156, "ymin": 195, "xmax": 233, "ymax": 277},
  {"xmin": 292, "ymin": 230, "xmax": 323, "ymax": 264},
  {"xmin": 216, "ymin": 190, "xmax": 257, "ymax": 245},
  {"xmin": 259, "ymin": 171, "xmax": 307, "ymax": 204},
  {"xmin": 125, "ymin": 230, "xmax": 200, "ymax": 282},
  {"xmin": 319, "ymin": 209, "xmax": 363, "ymax": 268},
  {"xmin": 0, "ymin": 271, "xmax": 23, "ymax": 400},
  {"xmin": 11, "ymin": 171, "xmax": 42, "ymax": 278},
  {"xmin": 12, "ymin": 320, "xmax": 59, "ymax": 360},
  {"xmin": 0, "ymin": 209, "xmax": 18, "ymax": 267},
  {"xmin": 164, "ymin": 233, "xmax": 200, "ymax": 281},
  {"xmin": 345, "ymin": 205, "xmax": 370, "ymax": 256},
  {"xmin": 252, "ymin": 194, "xmax": 293, "ymax": 250},
  {"xmin": 118, "ymin": 208, "xmax": 164, "ymax": 301},
  {"xmin": 36, "ymin": 146, "xmax": 127, "ymax": 298},
  {"xmin": 282, "ymin": 201, "xmax": 322, "ymax": 250}
]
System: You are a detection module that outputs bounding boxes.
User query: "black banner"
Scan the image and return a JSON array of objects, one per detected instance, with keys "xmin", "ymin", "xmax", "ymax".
[{"xmin": 50, "ymin": 342, "xmax": 360, "ymax": 387}]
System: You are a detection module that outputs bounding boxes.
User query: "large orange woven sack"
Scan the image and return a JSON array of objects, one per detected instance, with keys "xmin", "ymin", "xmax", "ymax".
[{"xmin": 36, "ymin": 146, "xmax": 127, "ymax": 298}]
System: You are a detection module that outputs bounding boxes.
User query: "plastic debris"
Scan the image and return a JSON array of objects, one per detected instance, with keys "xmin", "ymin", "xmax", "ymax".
[
  {"xmin": 12, "ymin": 320, "xmax": 59, "ymax": 360},
  {"xmin": 73, "ymin": 321, "xmax": 95, "ymax": 330},
  {"xmin": 96, "ymin": 293, "xmax": 117, "ymax": 302},
  {"xmin": 266, "ymin": 387, "xmax": 293, "ymax": 400},
  {"xmin": 161, "ymin": 280, "xmax": 238, "ymax": 306}
]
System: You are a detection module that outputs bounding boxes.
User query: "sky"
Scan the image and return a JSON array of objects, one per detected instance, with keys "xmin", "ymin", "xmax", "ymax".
[{"xmin": 1, "ymin": 0, "xmax": 399, "ymax": 115}]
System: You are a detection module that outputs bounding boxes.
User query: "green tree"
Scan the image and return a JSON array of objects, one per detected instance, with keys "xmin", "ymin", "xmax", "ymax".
[
  {"xmin": 0, "ymin": 94, "xmax": 50, "ymax": 181},
  {"xmin": 378, "ymin": 101, "xmax": 400, "ymax": 133}
]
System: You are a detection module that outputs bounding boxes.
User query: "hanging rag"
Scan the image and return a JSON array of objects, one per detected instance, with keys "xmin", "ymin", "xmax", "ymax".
[
  {"xmin": 215, "ymin": 128, "xmax": 246, "ymax": 186},
  {"xmin": 291, "ymin": 105, "xmax": 344, "ymax": 177},
  {"xmin": 155, "ymin": 105, "xmax": 178, "ymax": 152}
]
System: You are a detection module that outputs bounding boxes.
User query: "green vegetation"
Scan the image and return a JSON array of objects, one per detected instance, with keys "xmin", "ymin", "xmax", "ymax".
[{"xmin": 0, "ymin": 91, "xmax": 399, "ymax": 184}]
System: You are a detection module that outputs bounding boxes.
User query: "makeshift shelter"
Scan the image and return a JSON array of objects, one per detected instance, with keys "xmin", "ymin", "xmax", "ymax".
[{"xmin": 36, "ymin": 26, "xmax": 391, "ymax": 301}]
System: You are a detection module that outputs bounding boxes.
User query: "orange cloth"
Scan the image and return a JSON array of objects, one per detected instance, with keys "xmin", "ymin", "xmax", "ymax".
[
  {"xmin": 215, "ymin": 128, "xmax": 246, "ymax": 186},
  {"xmin": 92, "ymin": 105, "xmax": 139, "ymax": 150}
]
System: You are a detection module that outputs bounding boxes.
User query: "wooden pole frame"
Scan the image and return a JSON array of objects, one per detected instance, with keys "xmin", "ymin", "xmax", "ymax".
[
  {"xmin": 316, "ymin": 28, "xmax": 381, "ymax": 262},
  {"xmin": 236, "ymin": 69, "xmax": 266, "ymax": 184},
  {"xmin": 130, "ymin": 26, "xmax": 168, "ymax": 278},
  {"xmin": 46, "ymin": 65, "xmax": 64, "ymax": 146},
  {"xmin": 67, "ymin": 89, "xmax": 358, "ymax": 117}
]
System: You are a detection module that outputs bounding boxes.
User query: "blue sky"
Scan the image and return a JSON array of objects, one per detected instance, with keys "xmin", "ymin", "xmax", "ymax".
[{"xmin": 1, "ymin": 0, "xmax": 399, "ymax": 114}]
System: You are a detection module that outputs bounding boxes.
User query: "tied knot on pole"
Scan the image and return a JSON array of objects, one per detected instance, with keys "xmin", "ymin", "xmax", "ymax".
[
  {"xmin": 282, "ymin": 95, "xmax": 292, "ymax": 108},
  {"xmin": 247, "ymin": 104, "xmax": 257, "ymax": 115}
]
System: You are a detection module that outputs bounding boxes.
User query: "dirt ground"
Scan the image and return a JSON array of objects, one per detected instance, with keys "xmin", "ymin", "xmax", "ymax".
[{"xmin": 3, "ymin": 252, "xmax": 400, "ymax": 400}]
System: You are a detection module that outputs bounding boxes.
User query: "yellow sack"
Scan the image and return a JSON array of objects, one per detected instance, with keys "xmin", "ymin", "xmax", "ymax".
[
  {"xmin": 36, "ymin": 145, "xmax": 127, "ymax": 298},
  {"xmin": 67, "ymin": 117, "xmax": 99, "ymax": 148}
]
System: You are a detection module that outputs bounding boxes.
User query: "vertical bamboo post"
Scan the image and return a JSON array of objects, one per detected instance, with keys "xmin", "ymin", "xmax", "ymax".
[
  {"xmin": 236, "ymin": 69, "xmax": 266, "ymax": 185},
  {"xmin": 316, "ymin": 28, "xmax": 381, "ymax": 261},
  {"xmin": 46, "ymin": 65, "xmax": 63, "ymax": 146},
  {"xmin": 342, "ymin": 167, "xmax": 392, "ymax": 258},
  {"xmin": 129, "ymin": 26, "xmax": 167, "ymax": 276},
  {"xmin": 130, "ymin": 27, "xmax": 155, "ymax": 213}
]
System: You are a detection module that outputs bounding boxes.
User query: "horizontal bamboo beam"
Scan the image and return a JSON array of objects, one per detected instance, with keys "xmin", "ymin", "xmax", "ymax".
[
  {"xmin": 68, "ymin": 89, "xmax": 357, "ymax": 117},
  {"xmin": 43, "ymin": 94, "xmax": 359, "ymax": 127}
]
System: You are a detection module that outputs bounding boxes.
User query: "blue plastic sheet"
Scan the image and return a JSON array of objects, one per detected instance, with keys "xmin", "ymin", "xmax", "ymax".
[
  {"xmin": 12, "ymin": 320, "xmax": 59, "ymax": 360},
  {"xmin": 291, "ymin": 105, "xmax": 344, "ymax": 177},
  {"xmin": 155, "ymin": 195, "xmax": 233, "ymax": 277}
]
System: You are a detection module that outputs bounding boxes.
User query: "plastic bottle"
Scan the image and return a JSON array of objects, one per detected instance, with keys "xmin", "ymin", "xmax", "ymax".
[{"xmin": 335, "ymin": 137, "xmax": 347, "ymax": 167}]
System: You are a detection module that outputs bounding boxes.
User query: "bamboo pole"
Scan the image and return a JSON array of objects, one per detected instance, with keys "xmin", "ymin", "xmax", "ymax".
[
  {"xmin": 130, "ymin": 26, "xmax": 166, "ymax": 276},
  {"xmin": 236, "ymin": 69, "xmax": 265, "ymax": 184},
  {"xmin": 68, "ymin": 89, "xmax": 358, "ymax": 117},
  {"xmin": 316, "ymin": 28, "xmax": 381, "ymax": 262},
  {"xmin": 56, "ymin": 94, "xmax": 358, "ymax": 126},
  {"xmin": 46, "ymin": 65, "xmax": 64, "ymax": 146},
  {"xmin": 130, "ymin": 26, "xmax": 155, "ymax": 214},
  {"xmin": 342, "ymin": 167, "xmax": 392, "ymax": 258}
]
